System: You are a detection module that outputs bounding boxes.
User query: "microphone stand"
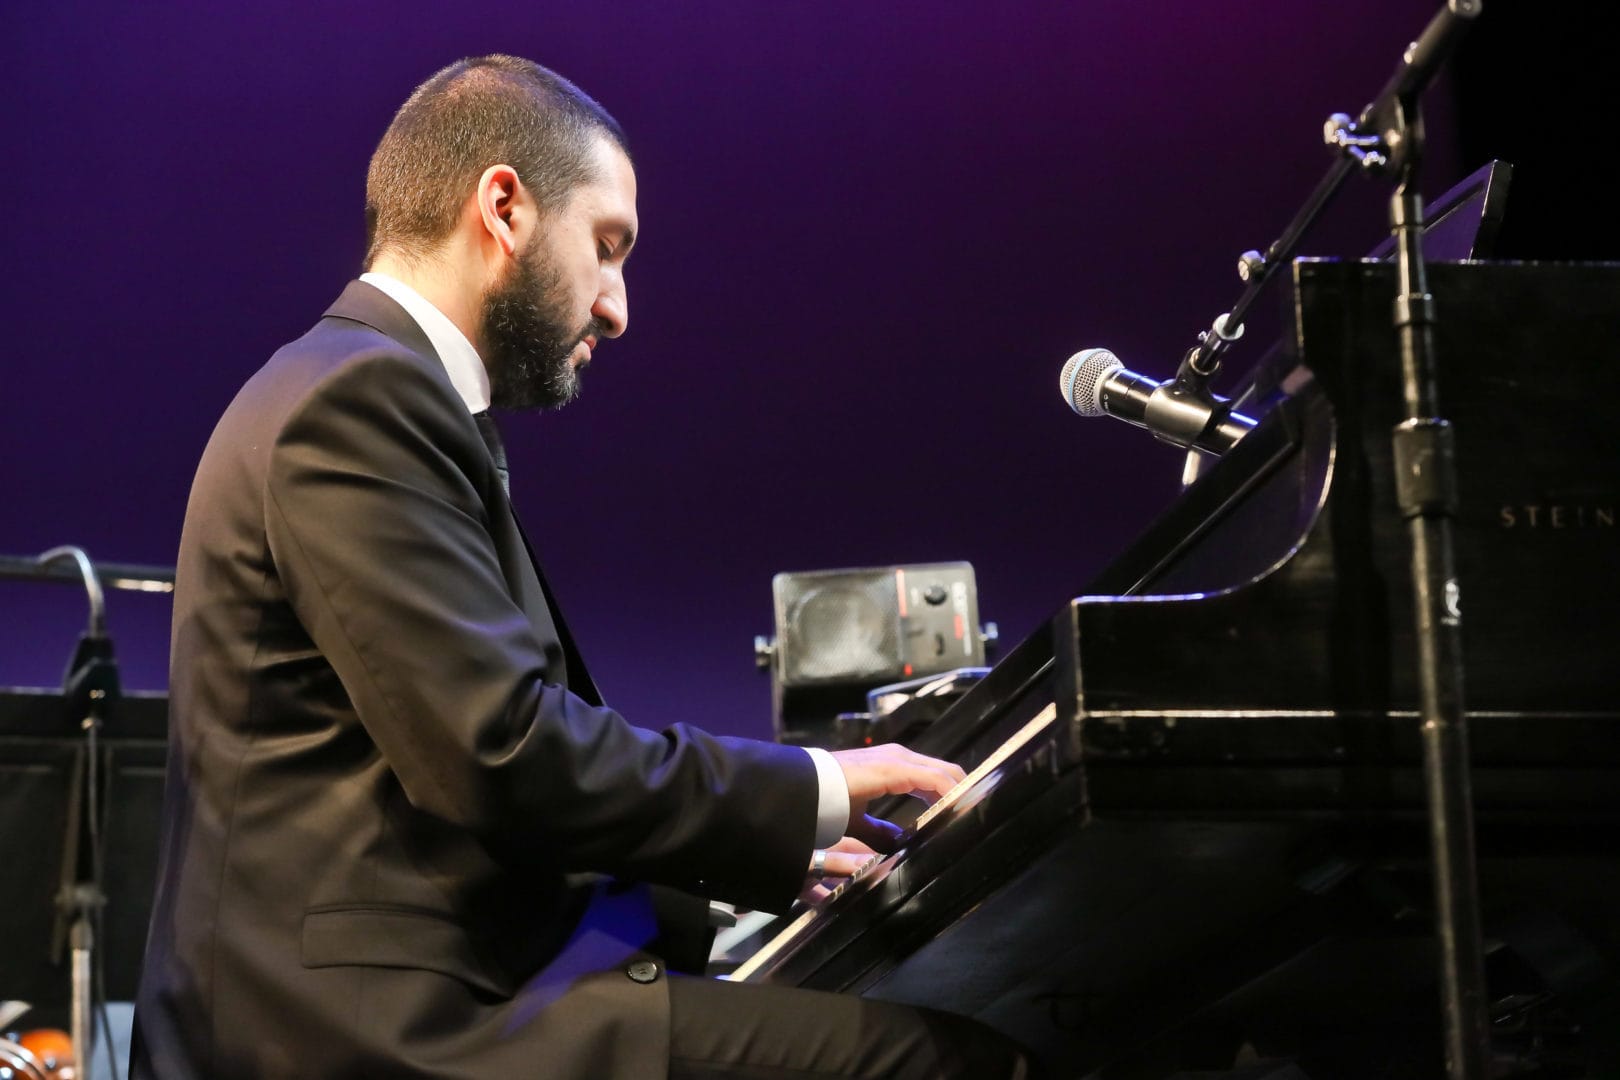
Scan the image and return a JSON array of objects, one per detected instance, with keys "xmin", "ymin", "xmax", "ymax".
[
  {"xmin": 1400, "ymin": 181, "xmax": 1491, "ymax": 1068},
  {"xmin": 1164, "ymin": 3, "xmax": 1490, "ymax": 1074},
  {"xmin": 38, "ymin": 545, "xmax": 121, "ymax": 1080},
  {"xmin": 1357, "ymin": 18, "xmax": 1492, "ymax": 1079}
]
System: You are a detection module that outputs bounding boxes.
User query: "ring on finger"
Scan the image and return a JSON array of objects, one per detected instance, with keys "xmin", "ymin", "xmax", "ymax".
[{"xmin": 810, "ymin": 848, "xmax": 827, "ymax": 881}]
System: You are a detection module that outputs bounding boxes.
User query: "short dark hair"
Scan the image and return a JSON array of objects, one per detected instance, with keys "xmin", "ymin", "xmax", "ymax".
[{"xmin": 362, "ymin": 55, "xmax": 628, "ymax": 269}]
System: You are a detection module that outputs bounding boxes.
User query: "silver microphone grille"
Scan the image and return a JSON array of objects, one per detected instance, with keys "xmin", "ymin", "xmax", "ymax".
[{"xmin": 1059, "ymin": 348, "xmax": 1122, "ymax": 417}]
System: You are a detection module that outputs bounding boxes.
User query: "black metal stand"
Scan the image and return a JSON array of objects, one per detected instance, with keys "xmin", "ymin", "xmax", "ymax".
[
  {"xmin": 0, "ymin": 553, "xmax": 175, "ymax": 593},
  {"xmin": 1327, "ymin": 5, "xmax": 1491, "ymax": 1075},
  {"xmin": 1382, "ymin": 96, "xmax": 1491, "ymax": 1080},
  {"xmin": 1162, "ymin": 2, "xmax": 1491, "ymax": 1073},
  {"xmin": 55, "ymin": 760, "xmax": 104, "ymax": 1078},
  {"xmin": 37, "ymin": 546, "xmax": 121, "ymax": 1080}
]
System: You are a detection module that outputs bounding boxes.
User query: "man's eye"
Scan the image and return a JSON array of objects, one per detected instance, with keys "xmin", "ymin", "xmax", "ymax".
[{"xmin": 598, "ymin": 242, "xmax": 614, "ymax": 260}]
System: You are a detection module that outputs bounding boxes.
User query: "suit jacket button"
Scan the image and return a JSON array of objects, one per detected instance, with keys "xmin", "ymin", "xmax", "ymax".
[{"xmin": 627, "ymin": 959, "xmax": 660, "ymax": 984}]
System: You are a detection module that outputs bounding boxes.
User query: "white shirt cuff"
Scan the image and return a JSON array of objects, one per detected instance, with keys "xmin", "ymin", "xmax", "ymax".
[{"xmin": 803, "ymin": 747, "xmax": 850, "ymax": 847}]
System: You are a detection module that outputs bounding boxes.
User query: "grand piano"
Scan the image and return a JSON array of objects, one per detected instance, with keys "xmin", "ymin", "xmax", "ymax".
[{"xmin": 728, "ymin": 257, "xmax": 1620, "ymax": 1077}]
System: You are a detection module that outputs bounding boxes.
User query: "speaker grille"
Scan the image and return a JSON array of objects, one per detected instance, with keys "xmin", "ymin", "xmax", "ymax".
[
  {"xmin": 780, "ymin": 576, "xmax": 899, "ymax": 682},
  {"xmin": 767, "ymin": 562, "xmax": 983, "ymax": 746}
]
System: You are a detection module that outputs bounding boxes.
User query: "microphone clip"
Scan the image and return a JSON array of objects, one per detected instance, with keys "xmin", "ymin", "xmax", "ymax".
[
  {"xmin": 1157, "ymin": 312, "xmax": 1247, "ymax": 451},
  {"xmin": 1177, "ymin": 311, "xmax": 1245, "ymax": 386},
  {"xmin": 62, "ymin": 633, "xmax": 120, "ymax": 726},
  {"xmin": 1148, "ymin": 368, "xmax": 1240, "ymax": 453}
]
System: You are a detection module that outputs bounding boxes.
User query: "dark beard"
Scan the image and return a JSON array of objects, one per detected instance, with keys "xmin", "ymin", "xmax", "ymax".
[{"xmin": 480, "ymin": 239, "xmax": 592, "ymax": 411}]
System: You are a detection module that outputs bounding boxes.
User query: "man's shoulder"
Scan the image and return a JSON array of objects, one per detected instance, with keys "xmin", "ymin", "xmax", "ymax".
[
  {"xmin": 242, "ymin": 283, "xmax": 455, "ymax": 419},
  {"xmin": 270, "ymin": 311, "xmax": 430, "ymax": 386},
  {"xmin": 285, "ymin": 279, "xmax": 439, "ymax": 376},
  {"xmin": 191, "ymin": 286, "xmax": 468, "ymax": 492}
]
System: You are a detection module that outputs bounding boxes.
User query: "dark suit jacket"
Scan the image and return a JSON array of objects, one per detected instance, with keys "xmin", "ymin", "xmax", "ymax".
[{"xmin": 131, "ymin": 281, "xmax": 818, "ymax": 1078}]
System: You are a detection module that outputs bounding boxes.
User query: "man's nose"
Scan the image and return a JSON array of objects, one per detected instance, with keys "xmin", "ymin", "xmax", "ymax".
[{"xmin": 593, "ymin": 277, "xmax": 628, "ymax": 338}]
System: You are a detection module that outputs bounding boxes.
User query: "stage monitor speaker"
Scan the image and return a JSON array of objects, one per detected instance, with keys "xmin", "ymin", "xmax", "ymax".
[{"xmin": 754, "ymin": 562, "xmax": 992, "ymax": 747}]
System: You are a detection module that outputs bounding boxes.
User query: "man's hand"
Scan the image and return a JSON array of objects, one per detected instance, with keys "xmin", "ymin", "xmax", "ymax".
[
  {"xmin": 831, "ymin": 743, "xmax": 965, "ymax": 853},
  {"xmin": 799, "ymin": 836, "xmax": 880, "ymax": 905}
]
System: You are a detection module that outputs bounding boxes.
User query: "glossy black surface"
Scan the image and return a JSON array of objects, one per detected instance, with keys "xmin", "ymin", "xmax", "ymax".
[{"xmin": 739, "ymin": 261, "xmax": 1620, "ymax": 1077}]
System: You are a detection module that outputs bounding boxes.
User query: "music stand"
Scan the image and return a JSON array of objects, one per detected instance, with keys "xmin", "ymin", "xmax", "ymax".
[{"xmin": 0, "ymin": 549, "xmax": 171, "ymax": 1078}]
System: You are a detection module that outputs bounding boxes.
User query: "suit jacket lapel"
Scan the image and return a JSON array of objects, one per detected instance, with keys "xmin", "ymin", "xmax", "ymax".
[{"xmin": 321, "ymin": 279, "xmax": 603, "ymax": 706}]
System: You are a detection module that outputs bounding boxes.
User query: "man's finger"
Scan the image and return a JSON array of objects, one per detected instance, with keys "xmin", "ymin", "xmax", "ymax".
[
  {"xmin": 897, "ymin": 744, "xmax": 967, "ymax": 785},
  {"xmin": 845, "ymin": 812, "xmax": 904, "ymax": 854},
  {"xmin": 822, "ymin": 849, "xmax": 876, "ymax": 878},
  {"xmin": 805, "ymin": 848, "xmax": 871, "ymax": 878},
  {"xmin": 827, "ymin": 835, "xmax": 879, "ymax": 857},
  {"xmin": 831, "ymin": 743, "xmax": 967, "ymax": 806}
]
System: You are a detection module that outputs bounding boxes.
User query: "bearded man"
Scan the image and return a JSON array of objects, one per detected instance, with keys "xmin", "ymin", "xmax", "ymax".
[{"xmin": 130, "ymin": 54, "xmax": 1035, "ymax": 1079}]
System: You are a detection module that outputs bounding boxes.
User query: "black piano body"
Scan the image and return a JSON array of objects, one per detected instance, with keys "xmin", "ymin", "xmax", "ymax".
[{"xmin": 732, "ymin": 260, "xmax": 1620, "ymax": 1078}]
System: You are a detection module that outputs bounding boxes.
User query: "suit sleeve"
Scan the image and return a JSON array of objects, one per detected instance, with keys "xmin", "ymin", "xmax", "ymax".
[{"xmin": 263, "ymin": 345, "xmax": 816, "ymax": 912}]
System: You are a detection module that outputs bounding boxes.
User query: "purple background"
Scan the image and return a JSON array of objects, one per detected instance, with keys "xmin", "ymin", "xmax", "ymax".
[{"xmin": 1, "ymin": 1, "xmax": 1476, "ymax": 739}]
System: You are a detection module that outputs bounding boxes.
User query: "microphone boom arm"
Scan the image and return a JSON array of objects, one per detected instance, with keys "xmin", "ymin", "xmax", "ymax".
[{"xmin": 1174, "ymin": 0, "xmax": 1482, "ymax": 388}]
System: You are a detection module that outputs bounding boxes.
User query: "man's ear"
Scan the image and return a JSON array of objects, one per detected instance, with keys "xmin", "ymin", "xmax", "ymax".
[{"xmin": 475, "ymin": 164, "xmax": 523, "ymax": 258}]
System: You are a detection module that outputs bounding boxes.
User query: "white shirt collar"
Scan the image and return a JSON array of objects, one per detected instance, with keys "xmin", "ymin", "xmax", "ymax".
[{"xmin": 359, "ymin": 271, "xmax": 491, "ymax": 413}]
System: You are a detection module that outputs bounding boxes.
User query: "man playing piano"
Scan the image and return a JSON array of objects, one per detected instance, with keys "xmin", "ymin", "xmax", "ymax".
[{"xmin": 130, "ymin": 54, "xmax": 1036, "ymax": 1079}]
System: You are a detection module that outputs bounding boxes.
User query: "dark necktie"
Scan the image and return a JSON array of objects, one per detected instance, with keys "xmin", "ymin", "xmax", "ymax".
[
  {"xmin": 469, "ymin": 409, "xmax": 602, "ymax": 704},
  {"xmin": 473, "ymin": 410, "xmax": 510, "ymax": 495}
]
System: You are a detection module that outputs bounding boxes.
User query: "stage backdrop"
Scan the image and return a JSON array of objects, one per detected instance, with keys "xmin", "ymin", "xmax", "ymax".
[{"xmin": 1, "ymin": 0, "xmax": 1470, "ymax": 739}]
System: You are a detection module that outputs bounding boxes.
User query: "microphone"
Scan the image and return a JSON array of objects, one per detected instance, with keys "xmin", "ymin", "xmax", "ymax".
[{"xmin": 1059, "ymin": 348, "xmax": 1256, "ymax": 455}]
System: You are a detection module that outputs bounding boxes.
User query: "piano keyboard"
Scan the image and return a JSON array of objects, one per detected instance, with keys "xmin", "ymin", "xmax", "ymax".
[{"xmin": 727, "ymin": 701, "xmax": 1058, "ymax": 982}]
